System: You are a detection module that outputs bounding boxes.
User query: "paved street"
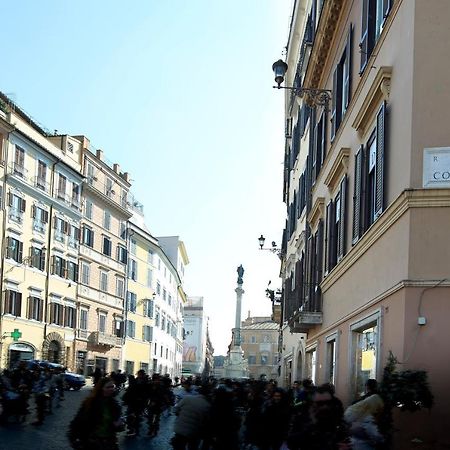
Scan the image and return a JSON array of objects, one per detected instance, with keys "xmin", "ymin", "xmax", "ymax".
[{"xmin": 0, "ymin": 384, "xmax": 175, "ymax": 450}]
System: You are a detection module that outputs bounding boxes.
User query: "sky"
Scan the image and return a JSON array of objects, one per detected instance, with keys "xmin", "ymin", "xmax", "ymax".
[{"xmin": 2, "ymin": 0, "xmax": 293, "ymax": 355}]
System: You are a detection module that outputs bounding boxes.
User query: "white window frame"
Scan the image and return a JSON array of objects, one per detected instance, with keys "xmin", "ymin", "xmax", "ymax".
[{"xmin": 326, "ymin": 332, "xmax": 339, "ymax": 386}]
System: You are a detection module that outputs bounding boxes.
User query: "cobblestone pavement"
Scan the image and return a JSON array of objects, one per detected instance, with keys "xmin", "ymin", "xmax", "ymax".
[{"xmin": 0, "ymin": 384, "xmax": 175, "ymax": 450}]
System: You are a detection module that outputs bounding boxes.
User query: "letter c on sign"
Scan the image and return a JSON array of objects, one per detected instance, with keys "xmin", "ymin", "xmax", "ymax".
[{"xmin": 434, "ymin": 172, "xmax": 441, "ymax": 180}]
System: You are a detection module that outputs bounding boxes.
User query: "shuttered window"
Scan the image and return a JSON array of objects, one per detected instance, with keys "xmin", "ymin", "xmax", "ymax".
[
  {"xmin": 352, "ymin": 102, "xmax": 387, "ymax": 243},
  {"xmin": 28, "ymin": 296, "xmax": 43, "ymax": 321},
  {"xmin": 5, "ymin": 290, "xmax": 22, "ymax": 316},
  {"xmin": 6, "ymin": 237, "xmax": 23, "ymax": 263}
]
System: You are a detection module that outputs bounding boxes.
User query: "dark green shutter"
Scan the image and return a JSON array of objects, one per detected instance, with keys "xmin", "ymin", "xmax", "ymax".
[
  {"xmin": 344, "ymin": 25, "xmax": 353, "ymax": 109},
  {"xmin": 374, "ymin": 102, "xmax": 386, "ymax": 219},
  {"xmin": 353, "ymin": 147, "xmax": 363, "ymax": 243},
  {"xmin": 338, "ymin": 176, "xmax": 348, "ymax": 259},
  {"xmin": 331, "ymin": 68, "xmax": 338, "ymax": 141}
]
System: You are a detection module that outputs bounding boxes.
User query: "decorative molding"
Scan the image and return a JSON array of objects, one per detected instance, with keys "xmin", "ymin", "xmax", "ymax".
[
  {"xmin": 324, "ymin": 148, "xmax": 350, "ymax": 192},
  {"xmin": 307, "ymin": 197, "xmax": 325, "ymax": 229},
  {"xmin": 321, "ymin": 189, "xmax": 450, "ymax": 292},
  {"xmin": 352, "ymin": 66, "xmax": 393, "ymax": 136}
]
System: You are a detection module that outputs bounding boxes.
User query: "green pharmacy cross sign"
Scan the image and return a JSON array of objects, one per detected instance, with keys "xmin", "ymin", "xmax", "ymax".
[{"xmin": 11, "ymin": 329, "xmax": 22, "ymax": 341}]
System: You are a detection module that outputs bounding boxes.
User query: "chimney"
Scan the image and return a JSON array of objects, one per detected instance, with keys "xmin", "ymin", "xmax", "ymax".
[
  {"xmin": 96, "ymin": 149, "xmax": 104, "ymax": 161},
  {"xmin": 123, "ymin": 172, "xmax": 131, "ymax": 183},
  {"xmin": 113, "ymin": 163, "xmax": 121, "ymax": 174}
]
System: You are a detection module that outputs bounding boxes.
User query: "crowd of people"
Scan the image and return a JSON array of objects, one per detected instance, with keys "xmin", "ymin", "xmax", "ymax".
[
  {"xmin": 1, "ymin": 364, "xmax": 389, "ymax": 449},
  {"xmin": 0, "ymin": 361, "xmax": 66, "ymax": 426},
  {"xmin": 66, "ymin": 372, "xmax": 388, "ymax": 450}
]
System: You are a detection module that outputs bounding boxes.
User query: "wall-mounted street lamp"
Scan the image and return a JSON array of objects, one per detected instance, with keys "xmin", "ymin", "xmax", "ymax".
[
  {"xmin": 272, "ymin": 59, "xmax": 332, "ymax": 109},
  {"xmin": 258, "ymin": 234, "xmax": 284, "ymax": 258}
]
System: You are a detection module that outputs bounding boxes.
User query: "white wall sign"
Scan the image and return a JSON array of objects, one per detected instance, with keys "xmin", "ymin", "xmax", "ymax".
[{"xmin": 423, "ymin": 147, "xmax": 450, "ymax": 188}]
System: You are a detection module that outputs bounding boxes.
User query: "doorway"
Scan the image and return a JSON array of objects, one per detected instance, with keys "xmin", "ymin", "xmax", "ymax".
[{"xmin": 48, "ymin": 340, "xmax": 61, "ymax": 363}]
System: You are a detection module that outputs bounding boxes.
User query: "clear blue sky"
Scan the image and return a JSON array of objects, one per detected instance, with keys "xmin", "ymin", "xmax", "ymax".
[{"xmin": 3, "ymin": 0, "xmax": 292, "ymax": 354}]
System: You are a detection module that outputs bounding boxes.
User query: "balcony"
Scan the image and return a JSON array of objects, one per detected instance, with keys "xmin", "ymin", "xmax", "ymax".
[
  {"xmin": 8, "ymin": 208, "xmax": 23, "ymax": 224},
  {"xmin": 33, "ymin": 176, "xmax": 50, "ymax": 194},
  {"xmin": 89, "ymin": 331, "xmax": 121, "ymax": 347},
  {"xmin": 77, "ymin": 329, "xmax": 88, "ymax": 339},
  {"xmin": 289, "ymin": 310, "xmax": 323, "ymax": 333},
  {"xmin": 9, "ymin": 162, "xmax": 28, "ymax": 180},
  {"xmin": 56, "ymin": 189, "xmax": 71, "ymax": 205},
  {"xmin": 33, "ymin": 220, "xmax": 46, "ymax": 233}
]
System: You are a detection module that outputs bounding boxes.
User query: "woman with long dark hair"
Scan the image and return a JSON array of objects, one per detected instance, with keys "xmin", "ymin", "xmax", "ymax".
[{"xmin": 68, "ymin": 377, "xmax": 124, "ymax": 449}]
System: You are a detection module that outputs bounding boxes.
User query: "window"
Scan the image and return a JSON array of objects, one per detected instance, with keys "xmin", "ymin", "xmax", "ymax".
[
  {"xmin": 67, "ymin": 261, "xmax": 79, "ymax": 282},
  {"xmin": 52, "ymin": 256, "xmax": 66, "ymax": 278},
  {"xmin": 82, "ymin": 226, "xmax": 94, "ymax": 247},
  {"xmin": 30, "ymin": 247, "xmax": 45, "ymax": 271},
  {"xmin": 128, "ymin": 259, "xmax": 137, "ymax": 281},
  {"xmin": 312, "ymin": 111, "xmax": 327, "ymax": 182},
  {"xmin": 36, "ymin": 160, "xmax": 47, "ymax": 191},
  {"xmin": 156, "ymin": 282, "xmax": 161, "ymax": 295},
  {"xmin": 105, "ymin": 177, "xmax": 114, "ymax": 197},
  {"xmin": 116, "ymin": 277, "xmax": 125, "ymax": 298},
  {"xmin": 126, "ymin": 320, "xmax": 136, "ymax": 338},
  {"xmin": 81, "ymin": 263, "xmax": 90, "ymax": 285},
  {"xmin": 28, "ymin": 296, "xmax": 43, "ymax": 321},
  {"xmin": 125, "ymin": 360, "xmax": 134, "ymax": 374},
  {"xmin": 261, "ymin": 354, "xmax": 268, "ymax": 365},
  {"xmin": 326, "ymin": 176, "xmax": 347, "ymax": 272},
  {"xmin": 140, "ymin": 362, "xmax": 149, "ymax": 373},
  {"xmin": 115, "ymin": 319, "xmax": 124, "ymax": 337},
  {"xmin": 166, "ymin": 319, "xmax": 171, "ymax": 334},
  {"xmin": 72, "ymin": 184, "xmax": 80, "ymax": 206},
  {"xmin": 102, "ymin": 236, "xmax": 112, "ymax": 256},
  {"xmin": 360, "ymin": 0, "xmax": 392, "ymax": 73},
  {"xmin": 99, "ymin": 313, "xmax": 107, "ymax": 333},
  {"xmin": 64, "ymin": 306, "xmax": 76, "ymax": 328},
  {"xmin": 161, "ymin": 313, "xmax": 166, "ymax": 331},
  {"xmin": 79, "ymin": 309, "xmax": 88, "ymax": 330},
  {"xmin": 57, "ymin": 174, "xmax": 67, "ymax": 197},
  {"xmin": 127, "ymin": 292, "xmax": 137, "ymax": 313},
  {"xmin": 144, "ymin": 299, "xmax": 154, "ymax": 318},
  {"xmin": 103, "ymin": 211, "xmax": 111, "ymax": 230},
  {"xmin": 8, "ymin": 193, "xmax": 26, "ymax": 222},
  {"xmin": 85, "ymin": 200, "xmax": 93, "ymax": 219},
  {"xmin": 119, "ymin": 221, "xmax": 126, "ymax": 239},
  {"xmin": 331, "ymin": 26, "xmax": 353, "ymax": 140},
  {"xmin": 117, "ymin": 246, "xmax": 127, "ymax": 264},
  {"xmin": 69, "ymin": 225, "xmax": 80, "ymax": 249},
  {"xmin": 147, "ymin": 269, "xmax": 153, "ymax": 288},
  {"xmin": 130, "ymin": 239, "xmax": 137, "ymax": 255},
  {"xmin": 326, "ymin": 338, "xmax": 337, "ymax": 385},
  {"xmin": 352, "ymin": 103, "xmax": 387, "ymax": 243},
  {"xmin": 6, "ymin": 237, "xmax": 23, "ymax": 263},
  {"xmin": 160, "ymin": 345, "xmax": 163, "ymax": 358},
  {"xmin": 163, "ymin": 289, "xmax": 167, "ymax": 301},
  {"xmin": 4, "ymin": 291, "xmax": 22, "ymax": 316},
  {"xmin": 250, "ymin": 336, "xmax": 256, "ymax": 344},
  {"xmin": 54, "ymin": 217, "xmax": 66, "ymax": 242},
  {"xmin": 248, "ymin": 355, "xmax": 256, "ymax": 365},
  {"xmin": 100, "ymin": 271, "xmax": 108, "ymax": 292},
  {"xmin": 155, "ymin": 307, "xmax": 160, "ymax": 327},
  {"xmin": 86, "ymin": 162, "xmax": 95, "ymax": 183},
  {"xmin": 148, "ymin": 250, "xmax": 154, "ymax": 264},
  {"xmin": 168, "ymin": 294, "xmax": 172, "ymax": 306},
  {"xmin": 14, "ymin": 146, "xmax": 25, "ymax": 176},
  {"xmin": 143, "ymin": 325, "xmax": 153, "ymax": 342},
  {"xmin": 305, "ymin": 348, "xmax": 317, "ymax": 384},
  {"xmin": 32, "ymin": 205, "xmax": 49, "ymax": 232},
  {"xmin": 50, "ymin": 302, "xmax": 64, "ymax": 325},
  {"xmin": 351, "ymin": 315, "xmax": 380, "ymax": 398}
]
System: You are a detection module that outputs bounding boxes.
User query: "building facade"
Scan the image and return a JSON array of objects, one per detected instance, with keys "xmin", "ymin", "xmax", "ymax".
[
  {"xmin": 277, "ymin": 0, "xmax": 450, "ymax": 446},
  {"xmin": 241, "ymin": 315, "xmax": 279, "ymax": 380},
  {"xmin": 124, "ymin": 209, "xmax": 186, "ymax": 378}
]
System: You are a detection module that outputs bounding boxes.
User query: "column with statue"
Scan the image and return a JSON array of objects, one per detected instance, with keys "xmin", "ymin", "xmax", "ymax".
[{"xmin": 224, "ymin": 265, "xmax": 249, "ymax": 378}]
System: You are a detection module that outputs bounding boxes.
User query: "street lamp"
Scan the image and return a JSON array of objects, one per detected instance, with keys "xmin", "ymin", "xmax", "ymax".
[
  {"xmin": 272, "ymin": 59, "xmax": 332, "ymax": 109},
  {"xmin": 258, "ymin": 234, "xmax": 284, "ymax": 258}
]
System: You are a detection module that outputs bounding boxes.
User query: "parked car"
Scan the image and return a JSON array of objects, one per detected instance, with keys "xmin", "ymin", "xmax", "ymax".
[{"xmin": 26, "ymin": 360, "xmax": 86, "ymax": 390}]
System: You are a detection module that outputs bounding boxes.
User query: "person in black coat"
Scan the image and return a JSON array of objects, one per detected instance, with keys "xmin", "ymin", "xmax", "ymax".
[{"xmin": 68, "ymin": 377, "xmax": 123, "ymax": 449}]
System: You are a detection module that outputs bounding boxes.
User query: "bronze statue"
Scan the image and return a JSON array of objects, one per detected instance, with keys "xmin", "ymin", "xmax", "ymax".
[{"xmin": 237, "ymin": 265, "xmax": 244, "ymax": 284}]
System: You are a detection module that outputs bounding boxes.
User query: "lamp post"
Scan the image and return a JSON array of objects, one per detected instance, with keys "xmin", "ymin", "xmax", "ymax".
[
  {"xmin": 272, "ymin": 59, "xmax": 331, "ymax": 109},
  {"xmin": 258, "ymin": 234, "xmax": 284, "ymax": 258}
]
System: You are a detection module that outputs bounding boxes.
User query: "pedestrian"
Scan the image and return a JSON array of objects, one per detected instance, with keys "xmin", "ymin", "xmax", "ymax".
[
  {"xmin": 122, "ymin": 370, "xmax": 148, "ymax": 437},
  {"xmin": 171, "ymin": 384, "xmax": 211, "ymax": 450},
  {"xmin": 68, "ymin": 377, "xmax": 124, "ymax": 449}
]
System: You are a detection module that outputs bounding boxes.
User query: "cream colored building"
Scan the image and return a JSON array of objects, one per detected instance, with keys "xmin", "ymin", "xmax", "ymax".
[
  {"xmin": 123, "ymin": 208, "xmax": 186, "ymax": 378},
  {"xmin": 277, "ymin": 0, "xmax": 450, "ymax": 447},
  {"xmin": 74, "ymin": 140, "xmax": 132, "ymax": 375},
  {"xmin": 0, "ymin": 94, "xmax": 83, "ymax": 370}
]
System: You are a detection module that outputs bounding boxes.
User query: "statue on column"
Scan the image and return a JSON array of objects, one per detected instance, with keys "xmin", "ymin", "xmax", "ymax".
[{"xmin": 237, "ymin": 265, "xmax": 244, "ymax": 285}]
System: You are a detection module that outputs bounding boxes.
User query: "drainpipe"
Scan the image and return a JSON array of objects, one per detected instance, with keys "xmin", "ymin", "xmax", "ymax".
[{"xmin": 0, "ymin": 129, "xmax": 11, "ymax": 368}]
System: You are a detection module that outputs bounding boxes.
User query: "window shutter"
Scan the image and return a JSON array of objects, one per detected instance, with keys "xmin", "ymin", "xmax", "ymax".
[
  {"xmin": 338, "ymin": 176, "xmax": 348, "ymax": 259},
  {"xmin": 321, "ymin": 110, "xmax": 327, "ymax": 164},
  {"xmin": 360, "ymin": 0, "xmax": 369, "ymax": 73},
  {"xmin": 6, "ymin": 237, "xmax": 11, "ymax": 259},
  {"xmin": 331, "ymin": 68, "xmax": 338, "ymax": 141},
  {"xmin": 344, "ymin": 25, "xmax": 353, "ymax": 109},
  {"xmin": 7, "ymin": 192, "xmax": 12, "ymax": 207},
  {"xmin": 374, "ymin": 102, "xmax": 386, "ymax": 219},
  {"xmin": 27, "ymin": 296, "xmax": 32, "ymax": 319},
  {"xmin": 316, "ymin": 219, "xmax": 324, "ymax": 286},
  {"xmin": 353, "ymin": 147, "xmax": 363, "ymax": 243},
  {"xmin": 43, "ymin": 210, "xmax": 49, "ymax": 224},
  {"xmin": 65, "ymin": 222, "xmax": 71, "ymax": 235},
  {"xmin": 18, "ymin": 242, "xmax": 23, "ymax": 263},
  {"xmin": 59, "ymin": 304, "xmax": 64, "ymax": 325},
  {"xmin": 20, "ymin": 198, "xmax": 26, "ymax": 213},
  {"xmin": 51, "ymin": 256, "xmax": 56, "ymax": 274},
  {"xmin": 40, "ymin": 250, "xmax": 46, "ymax": 271},
  {"xmin": 383, "ymin": 0, "xmax": 392, "ymax": 19},
  {"xmin": 53, "ymin": 216, "xmax": 58, "ymax": 229},
  {"xmin": 328, "ymin": 201, "xmax": 337, "ymax": 270},
  {"xmin": 75, "ymin": 227, "xmax": 80, "ymax": 241},
  {"xmin": 31, "ymin": 205, "xmax": 36, "ymax": 218},
  {"xmin": 325, "ymin": 202, "xmax": 333, "ymax": 274}
]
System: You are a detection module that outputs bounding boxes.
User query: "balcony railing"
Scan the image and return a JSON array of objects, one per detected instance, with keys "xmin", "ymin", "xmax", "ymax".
[
  {"xmin": 9, "ymin": 208, "xmax": 23, "ymax": 224},
  {"xmin": 33, "ymin": 176, "xmax": 50, "ymax": 193},
  {"xmin": 89, "ymin": 331, "xmax": 121, "ymax": 347},
  {"xmin": 9, "ymin": 162, "xmax": 28, "ymax": 179},
  {"xmin": 33, "ymin": 220, "xmax": 46, "ymax": 233}
]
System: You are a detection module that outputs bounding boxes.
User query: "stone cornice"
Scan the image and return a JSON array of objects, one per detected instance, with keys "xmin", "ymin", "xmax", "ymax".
[
  {"xmin": 324, "ymin": 147, "xmax": 350, "ymax": 192},
  {"xmin": 303, "ymin": 0, "xmax": 345, "ymax": 89},
  {"xmin": 307, "ymin": 196, "xmax": 325, "ymax": 230},
  {"xmin": 321, "ymin": 189, "xmax": 450, "ymax": 292}
]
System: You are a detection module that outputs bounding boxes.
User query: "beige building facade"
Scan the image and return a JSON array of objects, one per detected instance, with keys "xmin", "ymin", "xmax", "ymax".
[{"xmin": 277, "ymin": 0, "xmax": 450, "ymax": 447}]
